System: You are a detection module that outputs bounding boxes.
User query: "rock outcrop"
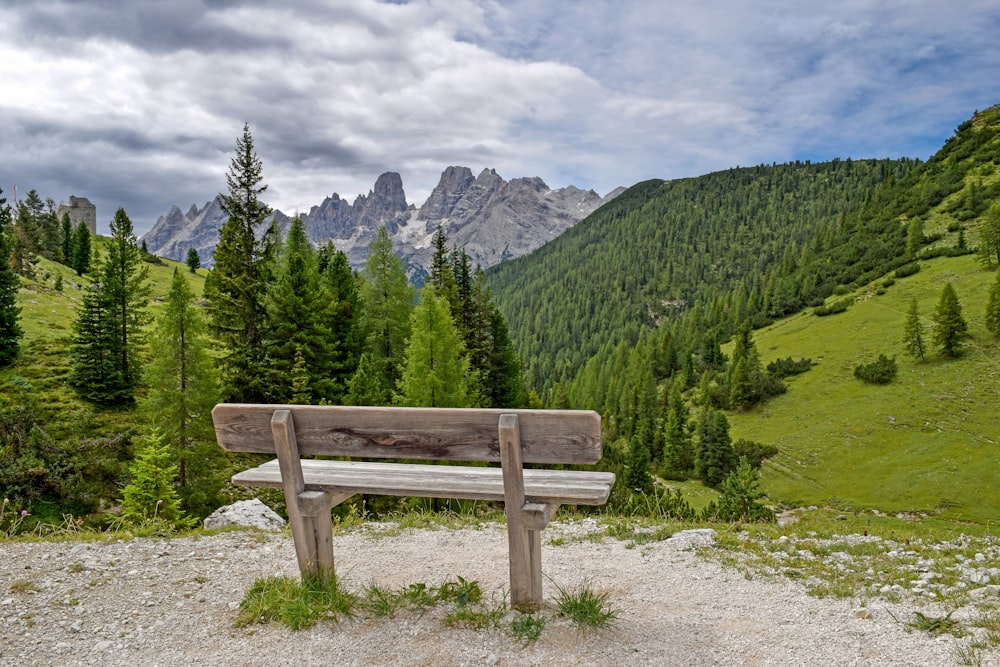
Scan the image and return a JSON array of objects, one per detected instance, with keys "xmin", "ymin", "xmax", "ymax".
[{"xmin": 143, "ymin": 166, "xmax": 622, "ymax": 273}]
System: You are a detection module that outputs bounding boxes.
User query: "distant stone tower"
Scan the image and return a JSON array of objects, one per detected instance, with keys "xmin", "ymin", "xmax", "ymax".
[{"xmin": 56, "ymin": 196, "xmax": 97, "ymax": 235}]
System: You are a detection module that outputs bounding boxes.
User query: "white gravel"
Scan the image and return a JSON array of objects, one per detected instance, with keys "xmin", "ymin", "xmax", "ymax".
[{"xmin": 0, "ymin": 522, "xmax": 979, "ymax": 666}]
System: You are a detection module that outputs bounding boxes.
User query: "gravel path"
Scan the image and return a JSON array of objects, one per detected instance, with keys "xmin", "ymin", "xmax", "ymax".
[{"xmin": 0, "ymin": 522, "xmax": 974, "ymax": 666}]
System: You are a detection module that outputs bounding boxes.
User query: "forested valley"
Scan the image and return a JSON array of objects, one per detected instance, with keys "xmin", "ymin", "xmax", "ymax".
[{"xmin": 3, "ymin": 106, "xmax": 1000, "ymax": 534}]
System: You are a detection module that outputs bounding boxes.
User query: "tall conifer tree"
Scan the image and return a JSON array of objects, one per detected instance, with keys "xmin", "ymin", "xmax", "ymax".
[
  {"xmin": 204, "ymin": 123, "xmax": 275, "ymax": 402},
  {"xmin": 144, "ymin": 269, "xmax": 221, "ymax": 515},
  {"xmin": 931, "ymin": 282, "xmax": 967, "ymax": 357},
  {"xmin": 69, "ymin": 209, "xmax": 149, "ymax": 406},
  {"xmin": 263, "ymin": 217, "xmax": 335, "ymax": 402},
  {"xmin": 902, "ymin": 299, "xmax": 926, "ymax": 361},
  {"xmin": 356, "ymin": 226, "xmax": 413, "ymax": 399},
  {"xmin": 396, "ymin": 284, "xmax": 474, "ymax": 407}
]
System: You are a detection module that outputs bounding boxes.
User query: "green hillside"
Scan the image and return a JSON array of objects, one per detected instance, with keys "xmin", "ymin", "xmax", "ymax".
[
  {"xmin": 486, "ymin": 159, "xmax": 916, "ymax": 393},
  {"xmin": 730, "ymin": 253, "xmax": 1000, "ymax": 522}
]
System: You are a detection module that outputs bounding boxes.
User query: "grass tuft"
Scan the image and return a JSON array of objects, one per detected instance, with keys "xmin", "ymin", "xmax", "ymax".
[{"xmin": 552, "ymin": 581, "xmax": 617, "ymax": 631}]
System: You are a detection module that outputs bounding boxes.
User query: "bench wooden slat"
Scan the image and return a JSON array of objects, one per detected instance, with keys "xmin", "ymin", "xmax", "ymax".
[
  {"xmin": 213, "ymin": 404, "xmax": 603, "ymax": 464},
  {"xmin": 231, "ymin": 458, "xmax": 615, "ymax": 506}
]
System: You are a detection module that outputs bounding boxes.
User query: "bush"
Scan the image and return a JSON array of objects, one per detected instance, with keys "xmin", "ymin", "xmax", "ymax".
[
  {"xmin": 894, "ymin": 263, "xmax": 921, "ymax": 278},
  {"xmin": 813, "ymin": 298, "xmax": 851, "ymax": 317},
  {"xmin": 854, "ymin": 354, "xmax": 897, "ymax": 385},
  {"xmin": 732, "ymin": 439, "xmax": 779, "ymax": 469},
  {"xmin": 766, "ymin": 356, "xmax": 813, "ymax": 378}
]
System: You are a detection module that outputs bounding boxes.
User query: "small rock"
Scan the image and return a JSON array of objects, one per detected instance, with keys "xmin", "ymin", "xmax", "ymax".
[
  {"xmin": 203, "ymin": 499, "xmax": 285, "ymax": 530},
  {"xmin": 855, "ymin": 609, "xmax": 873, "ymax": 619},
  {"xmin": 664, "ymin": 529, "xmax": 716, "ymax": 549},
  {"xmin": 92, "ymin": 640, "xmax": 112, "ymax": 652}
]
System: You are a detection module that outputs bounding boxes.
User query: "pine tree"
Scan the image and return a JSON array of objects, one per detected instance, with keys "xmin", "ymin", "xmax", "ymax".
[
  {"xmin": 60, "ymin": 213, "xmax": 72, "ymax": 265},
  {"xmin": 986, "ymin": 269, "xmax": 1000, "ymax": 337},
  {"xmin": 482, "ymin": 307, "xmax": 527, "ymax": 408},
  {"xmin": 661, "ymin": 386, "xmax": 692, "ymax": 477},
  {"xmin": 69, "ymin": 267, "xmax": 118, "ymax": 404},
  {"xmin": 263, "ymin": 217, "xmax": 336, "ymax": 402},
  {"xmin": 143, "ymin": 269, "xmax": 221, "ymax": 517},
  {"xmin": 358, "ymin": 226, "xmax": 414, "ymax": 397},
  {"xmin": 623, "ymin": 435, "xmax": 653, "ymax": 493},
  {"xmin": 694, "ymin": 408, "xmax": 735, "ymax": 488},
  {"xmin": 186, "ymin": 247, "xmax": 200, "ymax": 273},
  {"xmin": 931, "ymin": 282, "xmax": 967, "ymax": 357},
  {"xmin": 429, "ymin": 224, "xmax": 457, "ymax": 304},
  {"xmin": 396, "ymin": 284, "xmax": 474, "ymax": 407},
  {"xmin": 902, "ymin": 299, "xmax": 926, "ymax": 361},
  {"xmin": 0, "ymin": 186, "xmax": 23, "ymax": 367},
  {"xmin": 69, "ymin": 209, "xmax": 150, "ymax": 406},
  {"xmin": 120, "ymin": 429, "xmax": 192, "ymax": 528},
  {"xmin": 70, "ymin": 221, "xmax": 91, "ymax": 275},
  {"xmin": 204, "ymin": 123, "xmax": 275, "ymax": 402},
  {"xmin": 321, "ymin": 247, "xmax": 364, "ymax": 402},
  {"xmin": 102, "ymin": 208, "xmax": 151, "ymax": 397}
]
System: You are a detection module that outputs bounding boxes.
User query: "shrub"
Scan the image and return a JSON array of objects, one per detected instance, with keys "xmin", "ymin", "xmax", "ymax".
[
  {"xmin": 894, "ymin": 263, "xmax": 921, "ymax": 278},
  {"xmin": 854, "ymin": 354, "xmax": 897, "ymax": 385},
  {"xmin": 732, "ymin": 439, "xmax": 779, "ymax": 469},
  {"xmin": 766, "ymin": 356, "xmax": 813, "ymax": 378},
  {"xmin": 813, "ymin": 298, "xmax": 851, "ymax": 317}
]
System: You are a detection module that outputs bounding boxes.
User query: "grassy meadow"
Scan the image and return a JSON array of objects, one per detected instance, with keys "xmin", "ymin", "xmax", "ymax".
[{"xmin": 729, "ymin": 253, "xmax": 1000, "ymax": 523}]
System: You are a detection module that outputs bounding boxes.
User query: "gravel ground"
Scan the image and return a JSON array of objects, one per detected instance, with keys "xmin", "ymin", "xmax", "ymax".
[{"xmin": 0, "ymin": 521, "xmax": 977, "ymax": 666}]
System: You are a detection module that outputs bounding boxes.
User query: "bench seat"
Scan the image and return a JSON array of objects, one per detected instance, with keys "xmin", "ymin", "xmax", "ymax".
[{"xmin": 233, "ymin": 458, "xmax": 615, "ymax": 506}]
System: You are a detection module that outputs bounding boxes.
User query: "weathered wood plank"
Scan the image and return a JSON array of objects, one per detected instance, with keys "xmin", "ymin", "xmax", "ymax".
[
  {"xmin": 500, "ymin": 414, "xmax": 533, "ymax": 609},
  {"xmin": 231, "ymin": 459, "xmax": 615, "ymax": 506},
  {"xmin": 271, "ymin": 410, "xmax": 332, "ymax": 578},
  {"xmin": 213, "ymin": 404, "xmax": 602, "ymax": 464}
]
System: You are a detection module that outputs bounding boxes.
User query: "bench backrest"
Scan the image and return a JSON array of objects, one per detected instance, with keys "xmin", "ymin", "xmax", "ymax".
[{"xmin": 212, "ymin": 404, "xmax": 603, "ymax": 465}]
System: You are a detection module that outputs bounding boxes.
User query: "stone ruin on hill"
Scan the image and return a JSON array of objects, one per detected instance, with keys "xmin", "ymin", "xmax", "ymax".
[{"xmin": 56, "ymin": 195, "xmax": 97, "ymax": 234}]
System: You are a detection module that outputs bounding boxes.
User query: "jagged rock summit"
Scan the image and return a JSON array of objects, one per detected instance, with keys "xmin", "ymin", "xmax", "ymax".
[{"xmin": 143, "ymin": 167, "xmax": 623, "ymax": 272}]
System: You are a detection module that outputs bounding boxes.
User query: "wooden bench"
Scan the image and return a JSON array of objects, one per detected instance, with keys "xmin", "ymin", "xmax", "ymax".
[{"xmin": 212, "ymin": 404, "xmax": 615, "ymax": 609}]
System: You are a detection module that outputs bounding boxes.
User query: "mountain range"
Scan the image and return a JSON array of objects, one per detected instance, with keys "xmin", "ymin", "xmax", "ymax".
[{"xmin": 142, "ymin": 166, "xmax": 624, "ymax": 273}]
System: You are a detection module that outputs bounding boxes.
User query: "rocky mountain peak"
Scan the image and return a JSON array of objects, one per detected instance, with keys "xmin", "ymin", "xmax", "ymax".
[{"xmin": 143, "ymin": 166, "xmax": 622, "ymax": 274}]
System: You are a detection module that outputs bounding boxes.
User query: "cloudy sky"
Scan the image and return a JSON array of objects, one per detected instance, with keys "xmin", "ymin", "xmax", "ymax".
[{"xmin": 2, "ymin": 0, "xmax": 999, "ymax": 236}]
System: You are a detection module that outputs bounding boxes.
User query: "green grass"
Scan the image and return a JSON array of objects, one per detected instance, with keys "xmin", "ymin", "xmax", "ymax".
[
  {"xmin": 728, "ymin": 253, "xmax": 1000, "ymax": 523},
  {"xmin": 552, "ymin": 581, "xmax": 617, "ymax": 632}
]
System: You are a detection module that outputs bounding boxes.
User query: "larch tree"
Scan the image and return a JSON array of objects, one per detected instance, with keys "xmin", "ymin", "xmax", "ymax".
[
  {"xmin": 0, "ymin": 186, "xmax": 23, "ymax": 367},
  {"xmin": 186, "ymin": 247, "xmax": 200, "ymax": 273},
  {"xmin": 143, "ymin": 268, "xmax": 222, "ymax": 517},
  {"xmin": 902, "ymin": 299, "xmax": 926, "ymax": 361},
  {"xmin": 356, "ymin": 225, "xmax": 413, "ymax": 401},
  {"xmin": 977, "ymin": 202, "xmax": 1000, "ymax": 268},
  {"xmin": 931, "ymin": 282, "xmax": 968, "ymax": 357},
  {"xmin": 396, "ymin": 283, "xmax": 474, "ymax": 408},
  {"xmin": 204, "ymin": 123, "xmax": 276, "ymax": 402}
]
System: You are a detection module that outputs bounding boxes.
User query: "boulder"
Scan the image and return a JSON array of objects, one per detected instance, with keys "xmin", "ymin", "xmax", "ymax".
[{"xmin": 203, "ymin": 499, "xmax": 285, "ymax": 530}]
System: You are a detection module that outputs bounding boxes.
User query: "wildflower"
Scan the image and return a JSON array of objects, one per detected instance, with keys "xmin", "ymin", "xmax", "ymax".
[{"xmin": 21, "ymin": 510, "xmax": 28, "ymax": 517}]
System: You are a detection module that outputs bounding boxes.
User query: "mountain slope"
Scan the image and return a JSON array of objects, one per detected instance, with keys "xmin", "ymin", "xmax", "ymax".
[
  {"xmin": 729, "ymin": 253, "xmax": 1000, "ymax": 522},
  {"xmin": 486, "ymin": 159, "xmax": 915, "ymax": 392}
]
